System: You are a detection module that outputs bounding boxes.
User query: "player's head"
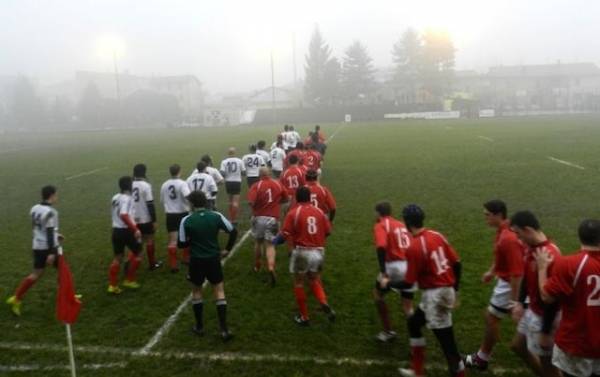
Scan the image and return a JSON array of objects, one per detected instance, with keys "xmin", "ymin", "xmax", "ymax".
[
  {"xmin": 201, "ymin": 154, "xmax": 213, "ymax": 166},
  {"xmin": 41, "ymin": 185, "xmax": 57, "ymax": 203},
  {"xmin": 402, "ymin": 204, "xmax": 425, "ymax": 230},
  {"xmin": 249, "ymin": 144, "xmax": 257, "ymax": 153},
  {"xmin": 119, "ymin": 176, "xmax": 133, "ymax": 193},
  {"xmin": 510, "ymin": 210, "xmax": 541, "ymax": 245},
  {"xmin": 296, "ymin": 142, "xmax": 304, "ymax": 150},
  {"xmin": 257, "ymin": 140, "xmax": 266, "ymax": 149},
  {"xmin": 290, "ymin": 125, "xmax": 295, "ymax": 131},
  {"xmin": 296, "ymin": 186, "xmax": 311, "ymax": 203},
  {"xmin": 315, "ymin": 125, "xmax": 320, "ymax": 131},
  {"xmin": 133, "ymin": 163, "xmax": 147, "ymax": 179},
  {"xmin": 289, "ymin": 154, "xmax": 299, "ymax": 165},
  {"xmin": 375, "ymin": 202, "xmax": 392, "ymax": 219},
  {"xmin": 277, "ymin": 134, "xmax": 283, "ymax": 142},
  {"xmin": 228, "ymin": 147, "xmax": 236, "ymax": 156},
  {"xmin": 305, "ymin": 169, "xmax": 319, "ymax": 182},
  {"xmin": 196, "ymin": 161, "xmax": 207, "ymax": 173},
  {"xmin": 483, "ymin": 199, "xmax": 507, "ymax": 227},
  {"xmin": 284, "ymin": 124, "xmax": 289, "ymax": 131},
  {"xmin": 187, "ymin": 190, "xmax": 207, "ymax": 209},
  {"xmin": 259, "ymin": 167, "xmax": 271, "ymax": 178},
  {"xmin": 578, "ymin": 219, "xmax": 600, "ymax": 247},
  {"xmin": 169, "ymin": 164, "xmax": 181, "ymax": 177}
]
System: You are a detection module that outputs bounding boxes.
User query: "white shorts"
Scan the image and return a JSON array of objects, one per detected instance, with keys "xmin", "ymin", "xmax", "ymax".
[
  {"xmin": 488, "ymin": 278, "xmax": 512, "ymax": 318},
  {"xmin": 553, "ymin": 345, "xmax": 600, "ymax": 377},
  {"xmin": 251, "ymin": 216, "xmax": 278, "ymax": 241},
  {"xmin": 289, "ymin": 247, "xmax": 324, "ymax": 274},
  {"xmin": 419, "ymin": 287, "xmax": 455, "ymax": 330},
  {"xmin": 516, "ymin": 308, "xmax": 558, "ymax": 357},
  {"xmin": 386, "ymin": 260, "xmax": 407, "ymax": 284}
]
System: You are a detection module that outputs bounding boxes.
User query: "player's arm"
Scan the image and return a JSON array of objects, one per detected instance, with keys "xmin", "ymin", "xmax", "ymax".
[
  {"xmin": 536, "ymin": 249, "xmax": 557, "ymax": 304},
  {"xmin": 326, "ymin": 189, "xmax": 336, "ymax": 222},
  {"xmin": 247, "ymin": 185, "xmax": 257, "ymax": 209},
  {"xmin": 217, "ymin": 213, "xmax": 238, "ymax": 256},
  {"xmin": 209, "ymin": 177, "xmax": 218, "ymax": 198},
  {"xmin": 145, "ymin": 187, "xmax": 157, "ymax": 225},
  {"xmin": 444, "ymin": 241, "xmax": 462, "ymax": 291},
  {"xmin": 177, "ymin": 219, "xmax": 190, "ymax": 249},
  {"xmin": 45, "ymin": 212, "xmax": 58, "ymax": 251},
  {"xmin": 279, "ymin": 184, "xmax": 289, "ymax": 203},
  {"xmin": 119, "ymin": 199, "xmax": 140, "ymax": 235}
]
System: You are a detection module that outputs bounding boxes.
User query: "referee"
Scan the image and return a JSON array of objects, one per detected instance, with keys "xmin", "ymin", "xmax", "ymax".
[{"xmin": 178, "ymin": 191, "xmax": 238, "ymax": 341}]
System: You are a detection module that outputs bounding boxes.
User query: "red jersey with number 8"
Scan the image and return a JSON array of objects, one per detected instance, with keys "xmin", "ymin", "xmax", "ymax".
[
  {"xmin": 247, "ymin": 177, "xmax": 288, "ymax": 219},
  {"xmin": 544, "ymin": 251, "xmax": 600, "ymax": 358},
  {"xmin": 282, "ymin": 203, "xmax": 331, "ymax": 248},
  {"xmin": 373, "ymin": 216, "xmax": 410, "ymax": 261},
  {"xmin": 405, "ymin": 229, "xmax": 459, "ymax": 289}
]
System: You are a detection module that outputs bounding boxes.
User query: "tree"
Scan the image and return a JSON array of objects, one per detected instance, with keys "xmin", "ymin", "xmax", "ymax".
[
  {"xmin": 321, "ymin": 57, "xmax": 341, "ymax": 105},
  {"xmin": 11, "ymin": 76, "xmax": 45, "ymax": 129},
  {"xmin": 391, "ymin": 28, "xmax": 422, "ymax": 102},
  {"xmin": 341, "ymin": 40, "xmax": 375, "ymax": 103},
  {"xmin": 304, "ymin": 26, "xmax": 338, "ymax": 105},
  {"xmin": 420, "ymin": 29, "xmax": 455, "ymax": 99}
]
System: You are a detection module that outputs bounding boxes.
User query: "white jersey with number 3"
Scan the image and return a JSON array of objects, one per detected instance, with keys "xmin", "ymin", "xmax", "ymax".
[
  {"xmin": 220, "ymin": 157, "xmax": 244, "ymax": 182},
  {"xmin": 31, "ymin": 204, "xmax": 59, "ymax": 250},
  {"xmin": 186, "ymin": 172, "xmax": 218, "ymax": 199},
  {"xmin": 111, "ymin": 193, "xmax": 135, "ymax": 229},
  {"xmin": 160, "ymin": 178, "xmax": 191, "ymax": 214},
  {"xmin": 132, "ymin": 180, "xmax": 153, "ymax": 224}
]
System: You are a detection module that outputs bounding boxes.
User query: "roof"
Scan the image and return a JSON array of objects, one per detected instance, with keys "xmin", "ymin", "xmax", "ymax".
[{"xmin": 488, "ymin": 63, "xmax": 600, "ymax": 78}]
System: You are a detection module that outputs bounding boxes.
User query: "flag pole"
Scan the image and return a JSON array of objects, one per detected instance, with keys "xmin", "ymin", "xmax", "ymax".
[{"xmin": 58, "ymin": 246, "xmax": 77, "ymax": 377}]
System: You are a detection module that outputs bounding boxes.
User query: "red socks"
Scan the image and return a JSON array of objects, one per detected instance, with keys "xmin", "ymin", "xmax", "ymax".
[
  {"xmin": 15, "ymin": 276, "xmax": 36, "ymax": 300},
  {"xmin": 229, "ymin": 203, "xmax": 238, "ymax": 223},
  {"xmin": 108, "ymin": 261, "xmax": 120, "ymax": 286},
  {"xmin": 376, "ymin": 299, "xmax": 392, "ymax": 332},
  {"xmin": 309, "ymin": 279, "xmax": 327, "ymax": 305},
  {"xmin": 294, "ymin": 286, "xmax": 309, "ymax": 320},
  {"xmin": 146, "ymin": 241, "xmax": 156, "ymax": 266},
  {"xmin": 126, "ymin": 253, "xmax": 140, "ymax": 281},
  {"xmin": 409, "ymin": 338, "xmax": 426, "ymax": 376},
  {"xmin": 167, "ymin": 246, "xmax": 177, "ymax": 269},
  {"xmin": 182, "ymin": 247, "xmax": 190, "ymax": 264}
]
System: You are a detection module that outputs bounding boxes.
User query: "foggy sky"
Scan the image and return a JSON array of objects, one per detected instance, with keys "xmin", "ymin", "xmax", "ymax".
[{"xmin": 1, "ymin": 0, "xmax": 599, "ymax": 94}]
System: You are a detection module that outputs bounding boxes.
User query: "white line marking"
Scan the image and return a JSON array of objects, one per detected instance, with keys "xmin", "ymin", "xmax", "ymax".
[
  {"xmin": 137, "ymin": 229, "xmax": 252, "ymax": 355},
  {"xmin": 0, "ymin": 147, "xmax": 32, "ymax": 155},
  {"xmin": 326, "ymin": 124, "xmax": 346, "ymax": 142},
  {"xmin": 477, "ymin": 135, "xmax": 494, "ymax": 142},
  {"xmin": 0, "ymin": 341, "xmax": 528, "ymax": 374},
  {"xmin": 547, "ymin": 156, "xmax": 585, "ymax": 170},
  {"xmin": 0, "ymin": 362, "xmax": 127, "ymax": 372},
  {"xmin": 65, "ymin": 167, "xmax": 108, "ymax": 181}
]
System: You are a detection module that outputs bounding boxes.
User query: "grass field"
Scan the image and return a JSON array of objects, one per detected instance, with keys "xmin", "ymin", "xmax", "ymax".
[{"xmin": 1, "ymin": 115, "xmax": 600, "ymax": 376}]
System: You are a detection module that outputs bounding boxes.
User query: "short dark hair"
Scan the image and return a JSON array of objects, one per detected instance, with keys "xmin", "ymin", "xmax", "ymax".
[
  {"xmin": 188, "ymin": 190, "xmax": 207, "ymax": 208},
  {"xmin": 169, "ymin": 164, "xmax": 181, "ymax": 177},
  {"xmin": 296, "ymin": 142, "xmax": 304, "ymax": 150},
  {"xmin": 257, "ymin": 140, "xmax": 266, "ymax": 149},
  {"xmin": 288, "ymin": 155, "xmax": 299, "ymax": 164},
  {"xmin": 402, "ymin": 204, "xmax": 425, "ymax": 228},
  {"xmin": 200, "ymin": 154, "xmax": 212, "ymax": 165},
  {"xmin": 133, "ymin": 163, "xmax": 146, "ymax": 178},
  {"xmin": 290, "ymin": 126, "xmax": 295, "ymax": 130},
  {"xmin": 484, "ymin": 199, "xmax": 507, "ymax": 219},
  {"xmin": 315, "ymin": 125, "xmax": 320, "ymax": 130},
  {"xmin": 119, "ymin": 176, "xmax": 133, "ymax": 192},
  {"xmin": 375, "ymin": 202, "xmax": 392, "ymax": 217},
  {"xmin": 284, "ymin": 124, "xmax": 289, "ymax": 131},
  {"xmin": 305, "ymin": 169, "xmax": 318, "ymax": 181},
  {"xmin": 196, "ymin": 161, "xmax": 207, "ymax": 172},
  {"xmin": 296, "ymin": 186, "xmax": 310, "ymax": 203},
  {"xmin": 510, "ymin": 210, "xmax": 540, "ymax": 230},
  {"xmin": 249, "ymin": 144, "xmax": 257, "ymax": 152},
  {"xmin": 578, "ymin": 219, "xmax": 600, "ymax": 246},
  {"xmin": 41, "ymin": 185, "xmax": 57, "ymax": 200}
]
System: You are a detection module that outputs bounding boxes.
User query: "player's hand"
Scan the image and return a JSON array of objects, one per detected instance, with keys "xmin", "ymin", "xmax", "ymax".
[
  {"xmin": 511, "ymin": 301, "xmax": 524, "ymax": 323},
  {"xmin": 538, "ymin": 333, "xmax": 553, "ymax": 352},
  {"xmin": 134, "ymin": 230, "xmax": 142, "ymax": 241},
  {"xmin": 453, "ymin": 292, "xmax": 461, "ymax": 309},
  {"xmin": 58, "ymin": 233, "xmax": 65, "ymax": 242},
  {"xmin": 221, "ymin": 249, "xmax": 230, "ymax": 259},
  {"xmin": 378, "ymin": 274, "xmax": 390, "ymax": 289},
  {"xmin": 481, "ymin": 270, "xmax": 494, "ymax": 284},
  {"xmin": 535, "ymin": 248, "xmax": 554, "ymax": 270}
]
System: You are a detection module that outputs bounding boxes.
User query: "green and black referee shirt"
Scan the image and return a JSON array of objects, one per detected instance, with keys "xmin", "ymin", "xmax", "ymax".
[{"xmin": 178, "ymin": 209, "xmax": 234, "ymax": 259}]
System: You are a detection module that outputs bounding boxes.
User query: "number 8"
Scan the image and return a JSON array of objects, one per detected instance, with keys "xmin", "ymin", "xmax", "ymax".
[{"xmin": 307, "ymin": 216, "xmax": 318, "ymax": 235}]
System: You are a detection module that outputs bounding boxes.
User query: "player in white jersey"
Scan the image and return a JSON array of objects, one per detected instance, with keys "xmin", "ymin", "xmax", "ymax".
[
  {"xmin": 220, "ymin": 147, "xmax": 245, "ymax": 225},
  {"xmin": 187, "ymin": 161, "xmax": 218, "ymax": 209},
  {"xmin": 160, "ymin": 164, "xmax": 192, "ymax": 273},
  {"xmin": 6, "ymin": 186, "xmax": 63, "ymax": 316},
  {"xmin": 270, "ymin": 134, "xmax": 284, "ymax": 151},
  {"xmin": 107, "ymin": 176, "xmax": 143, "ymax": 294},
  {"xmin": 191, "ymin": 155, "xmax": 224, "ymax": 187},
  {"xmin": 256, "ymin": 140, "xmax": 271, "ymax": 166},
  {"xmin": 269, "ymin": 141, "xmax": 286, "ymax": 178},
  {"xmin": 288, "ymin": 126, "xmax": 301, "ymax": 149},
  {"xmin": 242, "ymin": 144, "xmax": 266, "ymax": 188},
  {"xmin": 132, "ymin": 164, "xmax": 161, "ymax": 270}
]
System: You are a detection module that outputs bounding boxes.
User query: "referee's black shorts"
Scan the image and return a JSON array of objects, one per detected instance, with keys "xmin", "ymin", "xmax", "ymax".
[
  {"xmin": 166, "ymin": 212, "xmax": 188, "ymax": 233},
  {"xmin": 112, "ymin": 228, "xmax": 142, "ymax": 255},
  {"xmin": 188, "ymin": 257, "xmax": 223, "ymax": 286}
]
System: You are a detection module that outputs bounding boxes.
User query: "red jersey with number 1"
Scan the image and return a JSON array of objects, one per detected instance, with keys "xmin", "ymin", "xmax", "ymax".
[
  {"xmin": 280, "ymin": 166, "xmax": 306, "ymax": 196},
  {"xmin": 524, "ymin": 240, "xmax": 561, "ymax": 316},
  {"xmin": 282, "ymin": 203, "xmax": 331, "ymax": 248},
  {"xmin": 405, "ymin": 229, "xmax": 459, "ymax": 289},
  {"xmin": 247, "ymin": 177, "xmax": 288, "ymax": 219},
  {"xmin": 373, "ymin": 216, "xmax": 410, "ymax": 261}
]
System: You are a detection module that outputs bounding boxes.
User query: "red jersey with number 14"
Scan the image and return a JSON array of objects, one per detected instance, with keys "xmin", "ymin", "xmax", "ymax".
[
  {"xmin": 282, "ymin": 203, "xmax": 331, "ymax": 248},
  {"xmin": 544, "ymin": 250, "xmax": 600, "ymax": 358},
  {"xmin": 247, "ymin": 177, "xmax": 288, "ymax": 219},
  {"xmin": 373, "ymin": 216, "xmax": 411, "ymax": 261},
  {"xmin": 405, "ymin": 229, "xmax": 459, "ymax": 289}
]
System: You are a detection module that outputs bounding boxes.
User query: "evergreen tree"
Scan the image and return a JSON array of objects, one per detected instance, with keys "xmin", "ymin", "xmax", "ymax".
[{"xmin": 341, "ymin": 40, "xmax": 375, "ymax": 103}]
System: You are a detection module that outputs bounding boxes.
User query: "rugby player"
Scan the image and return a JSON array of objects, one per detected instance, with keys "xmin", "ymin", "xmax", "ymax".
[
  {"xmin": 242, "ymin": 144, "xmax": 266, "ymax": 188},
  {"xmin": 132, "ymin": 164, "xmax": 161, "ymax": 270},
  {"xmin": 219, "ymin": 148, "xmax": 245, "ymax": 225},
  {"xmin": 186, "ymin": 161, "xmax": 218, "ymax": 210},
  {"xmin": 269, "ymin": 140, "xmax": 286, "ymax": 179},
  {"xmin": 304, "ymin": 170, "xmax": 336, "ymax": 221}
]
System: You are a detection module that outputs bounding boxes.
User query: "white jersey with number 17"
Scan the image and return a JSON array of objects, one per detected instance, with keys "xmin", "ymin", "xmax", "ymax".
[
  {"xmin": 160, "ymin": 178, "xmax": 191, "ymax": 214},
  {"xmin": 186, "ymin": 172, "xmax": 218, "ymax": 199}
]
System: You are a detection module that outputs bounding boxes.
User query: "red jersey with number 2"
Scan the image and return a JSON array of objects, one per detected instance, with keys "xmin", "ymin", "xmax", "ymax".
[
  {"xmin": 282, "ymin": 203, "xmax": 331, "ymax": 248},
  {"xmin": 405, "ymin": 229, "xmax": 459, "ymax": 289},
  {"xmin": 247, "ymin": 177, "xmax": 288, "ymax": 219}
]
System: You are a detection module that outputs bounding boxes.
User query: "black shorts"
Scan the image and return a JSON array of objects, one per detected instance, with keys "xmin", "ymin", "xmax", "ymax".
[
  {"xmin": 112, "ymin": 228, "xmax": 142, "ymax": 255},
  {"xmin": 137, "ymin": 222, "xmax": 155, "ymax": 236},
  {"xmin": 246, "ymin": 176, "xmax": 259, "ymax": 188},
  {"xmin": 166, "ymin": 212, "xmax": 188, "ymax": 233},
  {"xmin": 272, "ymin": 170, "xmax": 282, "ymax": 178},
  {"xmin": 225, "ymin": 181, "xmax": 241, "ymax": 195},
  {"xmin": 188, "ymin": 257, "xmax": 223, "ymax": 286},
  {"xmin": 33, "ymin": 249, "xmax": 57, "ymax": 269}
]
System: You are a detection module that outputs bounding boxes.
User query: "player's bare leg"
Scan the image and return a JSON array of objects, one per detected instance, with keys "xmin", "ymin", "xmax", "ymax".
[
  {"xmin": 265, "ymin": 243, "xmax": 277, "ymax": 286},
  {"xmin": 465, "ymin": 311, "xmax": 502, "ymax": 370},
  {"xmin": 510, "ymin": 333, "xmax": 543, "ymax": 376},
  {"xmin": 108, "ymin": 253, "xmax": 125, "ymax": 294},
  {"xmin": 253, "ymin": 240, "xmax": 263, "ymax": 272},
  {"xmin": 373, "ymin": 286, "xmax": 395, "ymax": 342},
  {"xmin": 293, "ymin": 273, "xmax": 310, "ymax": 325},
  {"xmin": 308, "ymin": 272, "xmax": 335, "ymax": 322},
  {"xmin": 228, "ymin": 194, "xmax": 240, "ymax": 225},
  {"xmin": 167, "ymin": 232, "xmax": 179, "ymax": 273}
]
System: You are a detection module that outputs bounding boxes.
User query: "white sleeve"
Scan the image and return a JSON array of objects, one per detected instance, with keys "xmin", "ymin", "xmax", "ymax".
[
  {"xmin": 259, "ymin": 156, "xmax": 266, "ymax": 166},
  {"xmin": 214, "ymin": 169, "xmax": 224, "ymax": 183},
  {"xmin": 219, "ymin": 160, "xmax": 227, "ymax": 177},
  {"xmin": 209, "ymin": 176, "xmax": 217, "ymax": 193},
  {"xmin": 145, "ymin": 183, "xmax": 154, "ymax": 202},
  {"xmin": 240, "ymin": 160, "xmax": 246, "ymax": 172},
  {"xmin": 181, "ymin": 181, "xmax": 191, "ymax": 197},
  {"xmin": 178, "ymin": 215, "xmax": 190, "ymax": 243}
]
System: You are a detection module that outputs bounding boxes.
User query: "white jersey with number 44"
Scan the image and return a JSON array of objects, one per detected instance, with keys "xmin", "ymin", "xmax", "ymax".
[{"xmin": 160, "ymin": 179, "xmax": 191, "ymax": 214}]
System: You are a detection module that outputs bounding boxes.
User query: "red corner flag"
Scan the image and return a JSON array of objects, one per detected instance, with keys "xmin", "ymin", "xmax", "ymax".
[{"xmin": 56, "ymin": 253, "xmax": 81, "ymax": 324}]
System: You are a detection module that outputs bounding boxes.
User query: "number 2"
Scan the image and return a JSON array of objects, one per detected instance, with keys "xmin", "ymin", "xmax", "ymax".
[{"xmin": 588, "ymin": 275, "xmax": 600, "ymax": 306}]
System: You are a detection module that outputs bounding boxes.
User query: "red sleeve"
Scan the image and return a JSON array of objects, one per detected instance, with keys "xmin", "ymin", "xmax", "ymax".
[
  {"xmin": 325, "ymin": 188, "xmax": 336, "ymax": 210},
  {"xmin": 404, "ymin": 246, "xmax": 420, "ymax": 285},
  {"xmin": 279, "ymin": 182, "xmax": 289, "ymax": 202},
  {"xmin": 322, "ymin": 211, "xmax": 332, "ymax": 235},
  {"xmin": 502, "ymin": 238, "xmax": 525, "ymax": 277},
  {"xmin": 373, "ymin": 223, "xmax": 387, "ymax": 249},
  {"xmin": 247, "ymin": 184, "xmax": 257, "ymax": 205},
  {"xmin": 281, "ymin": 211, "xmax": 295, "ymax": 239},
  {"xmin": 544, "ymin": 256, "xmax": 574, "ymax": 298}
]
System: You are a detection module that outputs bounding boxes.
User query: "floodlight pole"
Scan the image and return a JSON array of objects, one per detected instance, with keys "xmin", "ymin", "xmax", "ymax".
[
  {"xmin": 271, "ymin": 51, "xmax": 276, "ymax": 125},
  {"xmin": 113, "ymin": 51, "xmax": 121, "ymax": 105}
]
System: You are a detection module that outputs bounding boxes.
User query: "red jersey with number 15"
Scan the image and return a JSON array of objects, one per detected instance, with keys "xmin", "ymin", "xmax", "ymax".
[
  {"xmin": 524, "ymin": 240, "xmax": 561, "ymax": 316},
  {"xmin": 405, "ymin": 229, "xmax": 459, "ymax": 289},
  {"xmin": 544, "ymin": 250, "xmax": 600, "ymax": 358},
  {"xmin": 280, "ymin": 166, "xmax": 306, "ymax": 196},
  {"xmin": 282, "ymin": 203, "xmax": 331, "ymax": 248},
  {"xmin": 247, "ymin": 177, "xmax": 288, "ymax": 219},
  {"xmin": 373, "ymin": 216, "xmax": 411, "ymax": 261}
]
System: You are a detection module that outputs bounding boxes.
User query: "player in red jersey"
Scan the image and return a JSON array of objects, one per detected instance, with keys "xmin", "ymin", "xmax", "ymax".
[
  {"xmin": 537, "ymin": 219, "xmax": 600, "ymax": 377},
  {"xmin": 465, "ymin": 200, "xmax": 525, "ymax": 370},
  {"xmin": 273, "ymin": 186, "xmax": 335, "ymax": 325},
  {"xmin": 284, "ymin": 142, "xmax": 306, "ymax": 168},
  {"xmin": 304, "ymin": 144, "xmax": 323, "ymax": 174},
  {"xmin": 399, "ymin": 204, "xmax": 465, "ymax": 377},
  {"xmin": 304, "ymin": 170, "xmax": 336, "ymax": 221},
  {"xmin": 509, "ymin": 211, "xmax": 561, "ymax": 377},
  {"xmin": 371, "ymin": 202, "xmax": 414, "ymax": 342},
  {"xmin": 280, "ymin": 155, "xmax": 306, "ymax": 197},
  {"xmin": 247, "ymin": 167, "xmax": 288, "ymax": 286}
]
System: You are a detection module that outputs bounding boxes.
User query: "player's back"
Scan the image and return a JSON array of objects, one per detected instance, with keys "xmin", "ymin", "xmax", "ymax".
[
  {"xmin": 306, "ymin": 182, "xmax": 335, "ymax": 214},
  {"xmin": 30, "ymin": 203, "xmax": 58, "ymax": 249},
  {"xmin": 304, "ymin": 150, "xmax": 322, "ymax": 170},
  {"xmin": 111, "ymin": 193, "xmax": 134, "ymax": 228},
  {"xmin": 132, "ymin": 180, "xmax": 153, "ymax": 224},
  {"xmin": 281, "ymin": 166, "xmax": 306, "ymax": 195},
  {"xmin": 270, "ymin": 147, "xmax": 286, "ymax": 171},
  {"xmin": 257, "ymin": 149, "xmax": 270, "ymax": 165},
  {"xmin": 407, "ymin": 229, "xmax": 458, "ymax": 289},
  {"xmin": 220, "ymin": 157, "xmax": 244, "ymax": 182},
  {"xmin": 374, "ymin": 216, "xmax": 410, "ymax": 261},
  {"xmin": 160, "ymin": 178, "xmax": 190, "ymax": 214},
  {"xmin": 242, "ymin": 153, "xmax": 265, "ymax": 177},
  {"xmin": 283, "ymin": 203, "xmax": 331, "ymax": 248},
  {"xmin": 186, "ymin": 172, "xmax": 217, "ymax": 198},
  {"xmin": 248, "ymin": 178, "xmax": 286, "ymax": 218},
  {"xmin": 524, "ymin": 240, "xmax": 561, "ymax": 315}
]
